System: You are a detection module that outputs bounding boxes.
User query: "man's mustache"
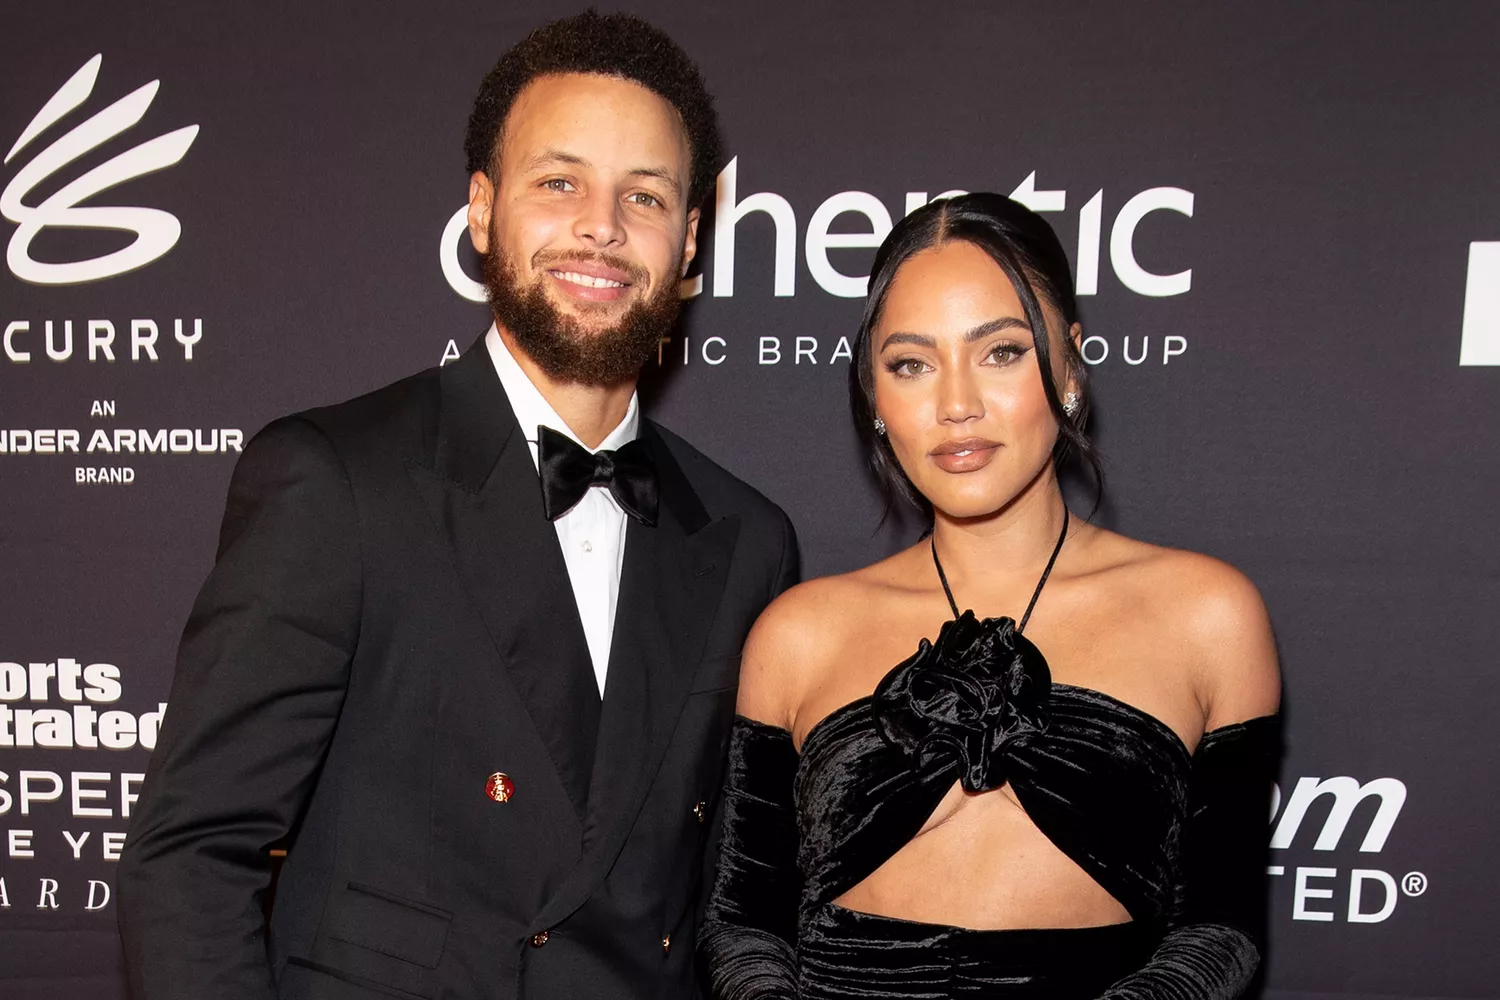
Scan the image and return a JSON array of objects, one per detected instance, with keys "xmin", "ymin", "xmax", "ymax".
[{"xmin": 530, "ymin": 249, "xmax": 650, "ymax": 287}]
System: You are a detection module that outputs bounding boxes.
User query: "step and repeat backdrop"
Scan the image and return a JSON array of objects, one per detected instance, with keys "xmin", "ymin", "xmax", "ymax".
[{"xmin": 2, "ymin": 2, "xmax": 1497, "ymax": 998}]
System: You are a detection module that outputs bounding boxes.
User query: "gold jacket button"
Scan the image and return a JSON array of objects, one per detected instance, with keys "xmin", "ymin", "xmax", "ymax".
[
  {"xmin": 530, "ymin": 930, "xmax": 549, "ymax": 948},
  {"xmin": 662, "ymin": 934, "xmax": 671, "ymax": 954},
  {"xmin": 692, "ymin": 800, "xmax": 708, "ymax": 824},
  {"xmin": 486, "ymin": 772, "xmax": 515, "ymax": 803}
]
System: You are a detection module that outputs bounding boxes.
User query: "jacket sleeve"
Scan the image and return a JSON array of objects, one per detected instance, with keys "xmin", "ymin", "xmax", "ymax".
[
  {"xmin": 1099, "ymin": 715, "xmax": 1281, "ymax": 1000},
  {"xmin": 117, "ymin": 416, "xmax": 362, "ymax": 1000},
  {"xmin": 772, "ymin": 511, "xmax": 801, "ymax": 602},
  {"xmin": 698, "ymin": 716, "xmax": 803, "ymax": 1000}
]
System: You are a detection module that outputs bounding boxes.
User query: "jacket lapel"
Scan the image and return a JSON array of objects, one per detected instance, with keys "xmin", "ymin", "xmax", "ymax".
[
  {"xmin": 535, "ymin": 421, "xmax": 740, "ymax": 930},
  {"xmin": 406, "ymin": 339, "xmax": 601, "ymax": 822}
]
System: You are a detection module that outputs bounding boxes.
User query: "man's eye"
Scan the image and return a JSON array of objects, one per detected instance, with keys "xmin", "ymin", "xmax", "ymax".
[
  {"xmin": 542, "ymin": 178, "xmax": 574, "ymax": 192},
  {"xmin": 629, "ymin": 192, "xmax": 661, "ymax": 208}
]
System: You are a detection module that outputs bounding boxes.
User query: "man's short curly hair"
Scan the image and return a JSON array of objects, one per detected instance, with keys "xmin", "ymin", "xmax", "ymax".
[{"xmin": 464, "ymin": 10, "xmax": 723, "ymax": 210}]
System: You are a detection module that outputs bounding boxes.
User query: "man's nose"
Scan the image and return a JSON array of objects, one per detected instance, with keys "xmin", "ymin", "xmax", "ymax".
[{"xmin": 573, "ymin": 188, "xmax": 624, "ymax": 247}]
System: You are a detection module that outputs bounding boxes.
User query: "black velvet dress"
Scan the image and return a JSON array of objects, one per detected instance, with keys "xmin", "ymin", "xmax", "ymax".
[{"xmin": 700, "ymin": 513, "xmax": 1280, "ymax": 999}]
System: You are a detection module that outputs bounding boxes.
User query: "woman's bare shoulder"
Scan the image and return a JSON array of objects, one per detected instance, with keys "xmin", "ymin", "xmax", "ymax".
[
  {"xmin": 1086, "ymin": 529, "xmax": 1281, "ymax": 727},
  {"xmin": 736, "ymin": 550, "xmax": 921, "ymax": 730}
]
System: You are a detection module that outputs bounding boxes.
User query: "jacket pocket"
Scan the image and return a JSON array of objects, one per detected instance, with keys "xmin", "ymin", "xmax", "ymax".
[
  {"xmin": 325, "ymin": 881, "xmax": 453, "ymax": 969},
  {"xmin": 283, "ymin": 956, "xmax": 432, "ymax": 999},
  {"xmin": 689, "ymin": 655, "xmax": 742, "ymax": 694}
]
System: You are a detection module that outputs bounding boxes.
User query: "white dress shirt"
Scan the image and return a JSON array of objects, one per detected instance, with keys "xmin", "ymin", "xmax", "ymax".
[{"xmin": 485, "ymin": 324, "xmax": 638, "ymax": 697}]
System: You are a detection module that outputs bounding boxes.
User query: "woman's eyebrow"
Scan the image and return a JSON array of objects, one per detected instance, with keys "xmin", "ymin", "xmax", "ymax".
[{"xmin": 880, "ymin": 316, "xmax": 1031, "ymax": 352}]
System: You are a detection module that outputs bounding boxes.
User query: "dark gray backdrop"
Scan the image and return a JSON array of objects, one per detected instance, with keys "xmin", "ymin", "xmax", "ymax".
[{"xmin": 2, "ymin": 2, "xmax": 1497, "ymax": 998}]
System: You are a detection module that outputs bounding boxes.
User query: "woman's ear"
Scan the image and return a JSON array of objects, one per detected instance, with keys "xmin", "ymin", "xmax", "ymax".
[{"xmin": 1067, "ymin": 322, "xmax": 1084, "ymax": 395}]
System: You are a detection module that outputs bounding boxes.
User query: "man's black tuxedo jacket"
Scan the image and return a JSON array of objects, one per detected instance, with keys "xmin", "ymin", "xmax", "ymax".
[{"xmin": 117, "ymin": 340, "xmax": 798, "ymax": 1000}]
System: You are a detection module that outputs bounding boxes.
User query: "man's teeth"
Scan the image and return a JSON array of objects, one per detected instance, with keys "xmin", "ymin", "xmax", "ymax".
[{"xmin": 554, "ymin": 270, "xmax": 626, "ymax": 288}]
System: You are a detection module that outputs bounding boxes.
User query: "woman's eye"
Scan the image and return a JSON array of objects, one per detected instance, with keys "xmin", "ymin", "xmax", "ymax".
[
  {"xmin": 886, "ymin": 358, "xmax": 930, "ymax": 378},
  {"xmin": 987, "ymin": 344, "xmax": 1030, "ymax": 366}
]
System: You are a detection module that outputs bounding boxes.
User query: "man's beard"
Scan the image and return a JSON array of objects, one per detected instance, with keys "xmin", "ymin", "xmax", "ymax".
[{"xmin": 482, "ymin": 240, "xmax": 682, "ymax": 387}]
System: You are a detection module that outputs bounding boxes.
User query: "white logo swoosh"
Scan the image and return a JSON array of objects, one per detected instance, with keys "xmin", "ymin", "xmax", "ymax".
[{"xmin": 2, "ymin": 54, "xmax": 200, "ymax": 285}]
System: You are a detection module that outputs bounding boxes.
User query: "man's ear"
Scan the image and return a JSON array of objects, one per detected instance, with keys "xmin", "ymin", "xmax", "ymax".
[
  {"xmin": 680, "ymin": 206, "xmax": 701, "ymax": 276},
  {"xmin": 467, "ymin": 171, "xmax": 495, "ymax": 254}
]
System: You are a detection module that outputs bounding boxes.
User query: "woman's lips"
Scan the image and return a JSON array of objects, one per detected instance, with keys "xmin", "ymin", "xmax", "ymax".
[{"xmin": 929, "ymin": 437, "xmax": 1001, "ymax": 473}]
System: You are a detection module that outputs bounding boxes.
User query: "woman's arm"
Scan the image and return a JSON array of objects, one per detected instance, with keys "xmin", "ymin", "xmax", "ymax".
[
  {"xmin": 699, "ymin": 584, "xmax": 833, "ymax": 999},
  {"xmin": 698, "ymin": 716, "xmax": 802, "ymax": 1000},
  {"xmin": 1101, "ymin": 559, "xmax": 1282, "ymax": 1000},
  {"xmin": 1099, "ymin": 715, "xmax": 1281, "ymax": 1000}
]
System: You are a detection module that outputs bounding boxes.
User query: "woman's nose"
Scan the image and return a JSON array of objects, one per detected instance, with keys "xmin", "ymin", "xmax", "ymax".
[{"xmin": 936, "ymin": 368, "xmax": 984, "ymax": 423}]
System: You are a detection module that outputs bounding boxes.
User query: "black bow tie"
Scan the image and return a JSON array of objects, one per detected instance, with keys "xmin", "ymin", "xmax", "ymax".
[{"xmin": 537, "ymin": 424, "xmax": 660, "ymax": 527}]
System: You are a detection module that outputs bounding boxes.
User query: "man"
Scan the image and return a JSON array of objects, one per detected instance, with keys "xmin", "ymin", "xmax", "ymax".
[{"xmin": 118, "ymin": 12, "xmax": 797, "ymax": 1000}]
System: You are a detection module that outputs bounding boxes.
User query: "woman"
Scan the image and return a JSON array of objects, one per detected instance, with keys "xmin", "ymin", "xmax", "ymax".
[{"xmin": 699, "ymin": 193, "xmax": 1280, "ymax": 999}]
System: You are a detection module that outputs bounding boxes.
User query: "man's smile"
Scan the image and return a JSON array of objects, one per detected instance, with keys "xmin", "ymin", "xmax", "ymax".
[{"xmin": 542, "ymin": 257, "xmax": 637, "ymax": 302}]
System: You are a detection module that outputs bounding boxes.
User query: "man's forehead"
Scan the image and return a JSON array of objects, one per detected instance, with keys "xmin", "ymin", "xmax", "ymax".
[
  {"xmin": 507, "ymin": 73, "xmax": 685, "ymax": 142},
  {"xmin": 496, "ymin": 74, "xmax": 689, "ymax": 182}
]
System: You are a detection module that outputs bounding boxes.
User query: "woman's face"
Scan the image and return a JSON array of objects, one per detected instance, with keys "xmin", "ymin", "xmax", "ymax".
[{"xmin": 871, "ymin": 240, "xmax": 1076, "ymax": 520}]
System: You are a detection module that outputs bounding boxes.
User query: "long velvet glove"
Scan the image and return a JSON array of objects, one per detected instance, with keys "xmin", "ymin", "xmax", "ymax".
[
  {"xmin": 699, "ymin": 716, "xmax": 803, "ymax": 1000},
  {"xmin": 1099, "ymin": 715, "xmax": 1280, "ymax": 999}
]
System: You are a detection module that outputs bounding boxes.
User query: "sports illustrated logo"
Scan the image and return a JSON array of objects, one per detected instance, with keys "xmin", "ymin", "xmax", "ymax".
[
  {"xmin": 1459, "ymin": 241, "xmax": 1500, "ymax": 366},
  {"xmin": 1268, "ymin": 776, "xmax": 1427, "ymax": 925},
  {"xmin": 2, "ymin": 54, "xmax": 199, "ymax": 285},
  {"xmin": 0, "ymin": 656, "xmax": 156, "ymax": 915}
]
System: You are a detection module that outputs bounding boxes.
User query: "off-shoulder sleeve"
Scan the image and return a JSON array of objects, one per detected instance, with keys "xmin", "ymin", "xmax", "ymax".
[
  {"xmin": 698, "ymin": 716, "xmax": 802, "ymax": 1000},
  {"xmin": 1100, "ymin": 714, "xmax": 1281, "ymax": 1000}
]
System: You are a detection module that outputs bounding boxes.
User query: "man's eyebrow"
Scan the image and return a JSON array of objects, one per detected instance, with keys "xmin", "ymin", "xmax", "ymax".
[
  {"xmin": 522, "ymin": 149, "xmax": 590, "ymax": 171},
  {"xmin": 628, "ymin": 166, "xmax": 682, "ymax": 195},
  {"xmin": 879, "ymin": 317, "xmax": 1032, "ymax": 352}
]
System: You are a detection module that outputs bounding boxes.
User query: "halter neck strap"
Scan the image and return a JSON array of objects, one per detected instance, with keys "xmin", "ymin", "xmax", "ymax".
[{"xmin": 930, "ymin": 505, "xmax": 1070, "ymax": 633}]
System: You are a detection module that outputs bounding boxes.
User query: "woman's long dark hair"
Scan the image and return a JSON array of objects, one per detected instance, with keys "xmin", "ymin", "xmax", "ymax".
[{"xmin": 849, "ymin": 192, "xmax": 1103, "ymax": 518}]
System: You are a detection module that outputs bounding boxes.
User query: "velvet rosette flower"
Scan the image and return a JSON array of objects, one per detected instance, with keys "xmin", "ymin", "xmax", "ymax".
[{"xmin": 872, "ymin": 610, "xmax": 1052, "ymax": 792}]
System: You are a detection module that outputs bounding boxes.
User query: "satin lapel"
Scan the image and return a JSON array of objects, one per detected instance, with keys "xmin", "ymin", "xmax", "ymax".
[
  {"xmin": 534, "ymin": 423, "xmax": 740, "ymax": 930},
  {"xmin": 405, "ymin": 340, "xmax": 601, "ymax": 821}
]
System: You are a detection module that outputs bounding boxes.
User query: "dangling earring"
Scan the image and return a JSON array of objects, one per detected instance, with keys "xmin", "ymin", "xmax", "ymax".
[
  {"xmin": 1063, "ymin": 392, "xmax": 1080, "ymax": 418},
  {"xmin": 873, "ymin": 416, "xmax": 887, "ymax": 435}
]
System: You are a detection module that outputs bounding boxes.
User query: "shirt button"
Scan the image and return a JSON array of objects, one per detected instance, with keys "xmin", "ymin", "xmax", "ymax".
[
  {"xmin": 530, "ymin": 930, "xmax": 550, "ymax": 948},
  {"xmin": 581, "ymin": 540, "xmax": 594, "ymax": 554}
]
